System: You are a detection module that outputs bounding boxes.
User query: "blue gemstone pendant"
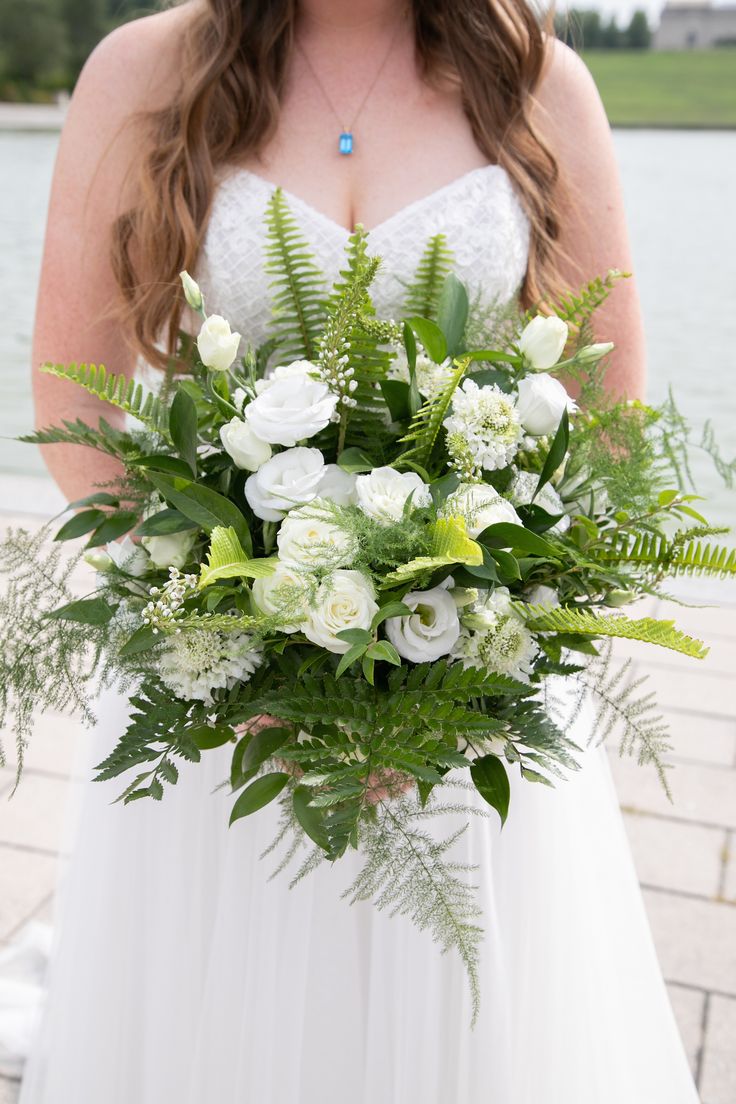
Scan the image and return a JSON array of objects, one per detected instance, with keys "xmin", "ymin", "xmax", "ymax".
[{"xmin": 339, "ymin": 131, "xmax": 354, "ymax": 155}]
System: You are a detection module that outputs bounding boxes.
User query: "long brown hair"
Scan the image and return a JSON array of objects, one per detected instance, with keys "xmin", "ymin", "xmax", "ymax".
[{"xmin": 113, "ymin": 0, "xmax": 569, "ymax": 367}]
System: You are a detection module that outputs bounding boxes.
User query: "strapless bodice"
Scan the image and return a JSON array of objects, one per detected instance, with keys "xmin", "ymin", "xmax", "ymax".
[{"xmin": 194, "ymin": 164, "xmax": 531, "ymax": 348}]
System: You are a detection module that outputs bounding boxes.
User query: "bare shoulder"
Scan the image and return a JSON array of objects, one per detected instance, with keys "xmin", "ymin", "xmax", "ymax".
[{"xmin": 531, "ymin": 36, "xmax": 612, "ymax": 163}]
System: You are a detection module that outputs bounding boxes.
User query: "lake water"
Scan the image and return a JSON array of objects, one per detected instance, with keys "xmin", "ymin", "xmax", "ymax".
[{"xmin": 1, "ymin": 128, "xmax": 735, "ymax": 526}]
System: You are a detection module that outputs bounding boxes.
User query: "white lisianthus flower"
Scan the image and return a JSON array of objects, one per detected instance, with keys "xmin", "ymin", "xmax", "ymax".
[
  {"xmin": 354, "ymin": 466, "xmax": 431, "ymax": 526},
  {"xmin": 197, "ymin": 315, "xmax": 242, "ymax": 371},
  {"xmin": 303, "ymin": 569, "xmax": 379, "ymax": 654},
  {"xmin": 443, "ymin": 380, "xmax": 523, "ymax": 473},
  {"xmin": 254, "ymin": 359, "xmax": 321, "ymax": 394},
  {"xmin": 516, "ymin": 373, "xmax": 575, "ymax": 437},
  {"xmin": 159, "ymin": 629, "xmax": 262, "ymax": 704},
  {"xmin": 508, "ymin": 469, "xmax": 570, "ymax": 534},
  {"xmin": 518, "ymin": 314, "xmax": 568, "ymax": 371},
  {"xmin": 251, "ymin": 560, "xmax": 309, "ymax": 633},
  {"xmin": 385, "ymin": 585, "xmax": 461, "ymax": 663},
  {"xmin": 525, "ymin": 584, "xmax": 560, "ymax": 609},
  {"xmin": 219, "ymin": 416, "xmax": 272, "ymax": 471},
  {"xmin": 245, "ymin": 371, "xmax": 338, "ymax": 447},
  {"xmin": 442, "ymin": 483, "xmax": 521, "ymax": 538},
  {"xmin": 388, "ymin": 347, "xmax": 455, "ymax": 400},
  {"xmin": 276, "ymin": 503, "xmax": 357, "ymax": 570},
  {"xmin": 105, "ymin": 536, "xmax": 150, "ymax": 576},
  {"xmin": 141, "ymin": 530, "xmax": 197, "ymax": 570},
  {"xmin": 452, "ymin": 586, "xmax": 538, "ymax": 683},
  {"xmin": 244, "ymin": 447, "xmax": 325, "ymax": 522},
  {"xmin": 317, "ymin": 463, "xmax": 358, "ymax": 505}
]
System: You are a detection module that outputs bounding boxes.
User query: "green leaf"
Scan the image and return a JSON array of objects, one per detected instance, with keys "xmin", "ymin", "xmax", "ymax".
[
  {"xmin": 436, "ymin": 273, "xmax": 469, "ymax": 357},
  {"xmin": 371, "ymin": 601, "xmax": 412, "ymax": 629},
  {"xmin": 148, "ymin": 473, "xmax": 251, "ymax": 554},
  {"xmin": 379, "ymin": 378, "xmax": 411, "ymax": 421},
  {"xmin": 534, "ymin": 407, "xmax": 569, "ymax": 500},
  {"xmin": 135, "ymin": 509, "xmax": 199, "ymax": 536},
  {"xmin": 335, "ymin": 627, "xmax": 373, "ymax": 646},
  {"xmin": 486, "ymin": 548, "xmax": 521, "ymax": 581},
  {"xmin": 54, "ymin": 509, "xmax": 105, "ymax": 541},
  {"xmin": 169, "ymin": 389, "xmax": 199, "ymax": 476},
  {"xmin": 86, "ymin": 512, "xmax": 139, "ymax": 548},
  {"xmin": 191, "ymin": 724, "xmax": 234, "ymax": 750},
  {"xmin": 407, "ymin": 317, "xmax": 447, "ymax": 364},
  {"xmin": 132, "ymin": 454, "xmax": 195, "ymax": 479},
  {"xmin": 364, "ymin": 640, "xmax": 401, "ymax": 665},
  {"xmin": 470, "ymin": 754, "xmax": 510, "ymax": 826},
  {"xmin": 335, "ymin": 643, "xmax": 368, "ymax": 678},
  {"xmin": 362, "ymin": 653, "xmax": 376, "ymax": 685},
  {"xmin": 241, "ymin": 726, "xmax": 291, "ymax": 774},
  {"xmin": 292, "ymin": 784, "xmax": 330, "ymax": 851},
  {"xmin": 229, "ymin": 772, "xmax": 290, "ymax": 825},
  {"xmin": 46, "ymin": 596, "xmax": 114, "ymax": 625},
  {"xmin": 337, "ymin": 447, "xmax": 375, "ymax": 474},
  {"xmin": 66, "ymin": 492, "xmax": 120, "ymax": 509},
  {"xmin": 477, "ymin": 522, "xmax": 559, "ymax": 559},
  {"xmin": 198, "ymin": 526, "xmax": 274, "ymax": 589},
  {"xmin": 118, "ymin": 625, "xmax": 159, "ymax": 657}
]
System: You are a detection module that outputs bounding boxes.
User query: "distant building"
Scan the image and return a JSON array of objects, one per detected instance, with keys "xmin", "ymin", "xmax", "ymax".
[{"xmin": 654, "ymin": 0, "xmax": 736, "ymax": 48}]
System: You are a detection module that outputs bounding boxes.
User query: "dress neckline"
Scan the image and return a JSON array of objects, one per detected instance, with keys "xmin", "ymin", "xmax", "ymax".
[{"xmin": 220, "ymin": 163, "xmax": 510, "ymax": 237}]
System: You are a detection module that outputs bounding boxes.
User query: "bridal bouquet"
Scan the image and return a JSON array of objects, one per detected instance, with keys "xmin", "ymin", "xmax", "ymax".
[{"xmin": 2, "ymin": 191, "xmax": 734, "ymax": 1015}]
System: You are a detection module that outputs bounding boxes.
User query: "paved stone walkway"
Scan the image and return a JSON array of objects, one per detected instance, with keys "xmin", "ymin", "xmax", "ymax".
[{"xmin": 1, "ymin": 476, "xmax": 734, "ymax": 1102}]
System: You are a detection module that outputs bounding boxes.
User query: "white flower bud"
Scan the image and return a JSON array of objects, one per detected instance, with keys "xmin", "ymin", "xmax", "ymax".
[
  {"xmin": 197, "ymin": 315, "xmax": 242, "ymax": 372},
  {"xmin": 519, "ymin": 314, "xmax": 568, "ymax": 371},
  {"xmin": 83, "ymin": 548, "xmax": 113, "ymax": 572},
  {"xmin": 219, "ymin": 417, "xmax": 272, "ymax": 471},
  {"xmin": 179, "ymin": 270, "xmax": 203, "ymax": 312},
  {"xmin": 576, "ymin": 342, "xmax": 615, "ymax": 366},
  {"xmin": 516, "ymin": 374, "xmax": 574, "ymax": 437}
]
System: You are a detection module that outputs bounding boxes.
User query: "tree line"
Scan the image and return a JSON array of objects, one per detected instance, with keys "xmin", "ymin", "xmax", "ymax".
[{"xmin": 1, "ymin": 1, "xmax": 652, "ymax": 102}]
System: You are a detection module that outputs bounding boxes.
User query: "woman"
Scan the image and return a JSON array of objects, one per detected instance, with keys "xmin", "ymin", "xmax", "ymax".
[{"xmin": 15, "ymin": 0, "xmax": 698, "ymax": 1101}]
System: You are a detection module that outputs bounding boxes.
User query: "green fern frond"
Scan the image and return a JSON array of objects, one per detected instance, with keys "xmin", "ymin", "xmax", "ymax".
[
  {"xmin": 325, "ymin": 227, "xmax": 390, "ymax": 384},
  {"xmin": 403, "ymin": 233, "xmax": 455, "ymax": 321},
  {"xmin": 526, "ymin": 269, "xmax": 628, "ymax": 351},
  {"xmin": 601, "ymin": 532, "xmax": 736, "ymax": 579},
  {"xmin": 524, "ymin": 605, "xmax": 709, "ymax": 659},
  {"xmin": 41, "ymin": 363, "xmax": 170, "ymax": 436},
  {"xmin": 20, "ymin": 417, "xmax": 133, "ymax": 458},
  {"xmin": 264, "ymin": 188, "xmax": 328, "ymax": 361},
  {"xmin": 398, "ymin": 356, "xmax": 469, "ymax": 467}
]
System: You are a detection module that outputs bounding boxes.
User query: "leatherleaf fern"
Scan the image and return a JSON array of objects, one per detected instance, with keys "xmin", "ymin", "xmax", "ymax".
[
  {"xmin": 40, "ymin": 362, "xmax": 170, "ymax": 438},
  {"xmin": 264, "ymin": 187, "xmax": 328, "ymax": 360},
  {"xmin": 600, "ymin": 532, "xmax": 736, "ymax": 579}
]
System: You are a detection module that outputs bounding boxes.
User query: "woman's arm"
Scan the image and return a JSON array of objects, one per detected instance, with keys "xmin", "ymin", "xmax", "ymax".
[
  {"xmin": 530, "ymin": 38, "xmax": 646, "ymax": 401},
  {"xmin": 31, "ymin": 9, "xmax": 188, "ymax": 502}
]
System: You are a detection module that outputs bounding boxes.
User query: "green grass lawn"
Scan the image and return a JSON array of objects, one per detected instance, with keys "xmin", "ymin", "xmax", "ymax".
[{"xmin": 580, "ymin": 49, "xmax": 736, "ymax": 127}]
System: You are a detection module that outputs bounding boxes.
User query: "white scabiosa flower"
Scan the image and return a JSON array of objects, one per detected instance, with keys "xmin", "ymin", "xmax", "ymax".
[
  {"xmin": 354, "ymin": 466, "xmax": 432, "ymax": 526},
  {"xmin": 276, "ymin": 503, "xmax": 358, "ymax": 570},
  {"xmin": 388, "ymin": 347, "xmax": 455, "ymax": 400},
  {"xmin": 518, "ymin": 314, "xmax": 568, "ymax": 371},
  {"xmin": 197, "ymin": 315, "xmax": 242, "ymax": 371},
  {"xmin": 316, "ymin": 463, "xmax": 358, "ymax": 506},
  {"xmin": 141, "ymin": 530, "xmax": 197, "ymax": 570},
  {"xmin": 441, "ymin": 483, "xmax": 521, "ymax": 538},
  {"xmin": 245, "ymin": 365, "xmax": 338, "ymax": 447},
  {"xmin": 516, "ymin": 373, "xmax": 575, "ymax": 436},
  {"xmin": 443, "ymin": 380, "xmax": 523, "ymax": 473},
  {"xmin": 303, "ymin": 570, "xmax": 379, "ymax": 654},
  {"xmin": 244, "ymin": 447, "xmax": 325, "ymax": 522},
  {"xmin": 219, "ymin": 416, "xmax": 272, "ymax": 471},
  {"xmin": 452, "ymin": 586, "xmax": 538, "ymax": 683},
  {"xmin": 507, "ymin": 469, "xmax": 570, "ymax": 534},
  {"xmin": 251, "ymin": 560, "xmax": 309, "ymax": 633},
  {"xmin": 385, "ymin": 585, "xmax": 460, "ymax": 663},
  {"xmin": 159, "ymin": 629, "xmax": 262, "ymax": 704}
]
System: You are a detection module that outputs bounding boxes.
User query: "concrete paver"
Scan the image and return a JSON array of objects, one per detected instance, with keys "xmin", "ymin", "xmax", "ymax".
[
  {"xmin": 0, "ymin": 845, "xmax": 56, "ymax": 941},
  {"xmin": 700, "ymin": 994, "xmax": 736, "ymax": 1104},
  {"xmin": 663, "ymin": 710, "xmax": 736, "ymax": 768},
  {"xmin": 609, "ymin": 751, "xmax": 736, "ymax": 830},
  {"xmin": 0, "ymin": 774, "xmax": 70, "ymax": 855},
  {"xmin": 667, "ymin": 983, "xmax": 706, "ymax": 1078},
  {"xmin": 643, "ymin": 889, "xmax": 736, "ymax": 996},
  {"xmin": 623, "ymin": 811, "xmax": 725, "ymax": 898}
]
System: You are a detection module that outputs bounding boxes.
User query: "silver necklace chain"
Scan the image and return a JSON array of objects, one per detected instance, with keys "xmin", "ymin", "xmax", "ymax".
[{"xmin": 297, "ymin": 14, "xmax": 407, "ymax": 136}]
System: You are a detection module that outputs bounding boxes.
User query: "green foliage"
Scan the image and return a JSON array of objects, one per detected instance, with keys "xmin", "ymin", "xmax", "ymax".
[
  {"xmin": 601, "ymin": 531, "xmax": 736, "ymax": 579},
  {"xmin": 528, "ymin": 269, "xmax": 627, "ymax": 354},
  {"xmin": 198, "ymin": 526, "xmax": 275, "ymax": 589},
  {"xmin": 403, "ymin": 234, "xmax": 454, "ymax": 321},
  {"xmin": 524, "ymin": 605, "xmax": 709, "ymax": 659},
  {"xmin": 264, "ymin": 188, "xmax": 327, "ymax": 361},
  {"xmin": 398, "ymin": 356, "xmax": 469, "ymax": 469},
  {"xmin": 41, "ymin": 362, "xmax": 170, "ymax": 437},
  {"xmin": 325, "ymin": 227, "xmax": 390, "ymax": 384}
]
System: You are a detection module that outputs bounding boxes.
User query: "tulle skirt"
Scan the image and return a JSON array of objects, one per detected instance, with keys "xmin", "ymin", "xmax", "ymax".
[{"xmin": 12, "ymin": 682, "xmax": 699, "ymax": 1103}]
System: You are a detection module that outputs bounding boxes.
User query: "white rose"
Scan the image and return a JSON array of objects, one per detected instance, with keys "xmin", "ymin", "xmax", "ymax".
[
  {"xmin": 219, "ymin": 417, "xmax": 272, "ymax": 471},
  {"xmin": 277, "ymin": 504, "xmax": 357, "ymax": 569},
  {"xmin": 197, "ymin": 315, "xmax": 242, "ymax": 371},
  {"xmin": 508, "ymin": 469, "xmax": 570, "ymax": 534},
  {"xmin": 442, "ymin": 483, "xmax": 521, "ymax": 538},
  {"xmin": 252, "ymin": 560, "xmax": 308, "ymax": 633},
  {"xmin": 141, "ymin": 530, "xmax": 197, "ymax": 570},
  {"xmin": 525, "ymin": 584, "xmax": 560, "ymax": 609},
  {"xmin": 254, "ymin": 359, "xmax": 321, "ymax": 394},
  {"xmin": 245, "ymin": 373, "xmax": 338, "ymax": 447},
  {"xmin": 354, "ymin": 466, "xmax": 432, "ymax": 526},
  {"xmin": 516, "ymin": 374, "xmax": 572, "ymax": 436},
  {"xmin": 518, "ymin": 314, "xmax": 568, "ymax": 371},
  {"xmin": 303, "ymin": 570, "xmax": 379, "ymax": 654},
  {"xmin": 244, "ymin": 447, "xmax": 325, "ymax": 522},
  {"xmin": 385, "ymin": 585, "xmax": 460, "ymax": 663},
  {"xmin": 317, "ymin": 463, "xmax": 358, "ymax": 506}
]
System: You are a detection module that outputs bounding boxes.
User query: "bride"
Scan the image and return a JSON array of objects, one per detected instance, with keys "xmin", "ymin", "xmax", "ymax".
[{"xmin": 11, "ymin": 0, "xmax": 699, "ymax": 1101}]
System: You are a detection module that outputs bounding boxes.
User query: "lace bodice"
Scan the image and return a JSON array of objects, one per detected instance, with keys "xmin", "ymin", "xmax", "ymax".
[{"xmin": 195, "ymin": 165, "xmax": 531, "ymax": 348}]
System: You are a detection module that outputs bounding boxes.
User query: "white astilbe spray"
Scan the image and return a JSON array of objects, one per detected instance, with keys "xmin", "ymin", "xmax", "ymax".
[
  {"xmin": 443, "ymin": 380, "xmax": 523, "ymax": 478},
  {"xmin": 159, "ymin": 629, "xmax": 262, "ymax": 704},
  {"xmin": 452, "ymin": 587, "xmax": 538, "ymax": 683}
]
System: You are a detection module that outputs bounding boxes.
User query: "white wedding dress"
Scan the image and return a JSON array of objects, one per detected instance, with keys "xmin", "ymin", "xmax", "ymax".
[{"xmin": 9, "ymin": 164, "xmax": 700, "ymax": 1103}]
